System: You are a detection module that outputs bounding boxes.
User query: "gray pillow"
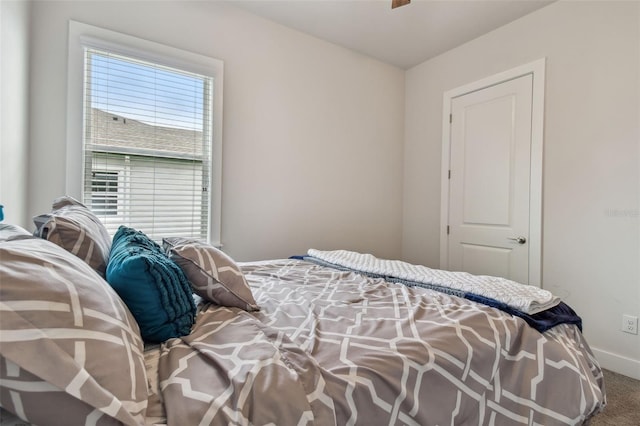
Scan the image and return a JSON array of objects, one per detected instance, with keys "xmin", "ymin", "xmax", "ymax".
[
  {"xmin": 0, "ymin": 236, "xmax": 147, "ymax": 425},
  {"xmin": 163, "ymin": 237, "xmax": 259, "ymax": 311},
  {"xmin": 33, "ymin": 196, "xmax": 111, "ymax": 276},
  {"xmin": 0, "ymin": 223, "xmax": 33, "ymax": 242}
]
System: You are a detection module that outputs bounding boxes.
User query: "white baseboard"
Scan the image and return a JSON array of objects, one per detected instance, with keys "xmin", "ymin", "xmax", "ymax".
[{"xmin": 592, "ymin": 347, "xmax": 640, "ymax": 380}]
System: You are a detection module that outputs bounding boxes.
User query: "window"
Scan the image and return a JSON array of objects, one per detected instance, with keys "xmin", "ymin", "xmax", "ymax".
[
  {"xmin": 83, "ymin": 48, "xmax": 212, "ymax": 241},
  {"xmin": 67, "ymin": 22, "xmax": 223, "ymax": 244},
  {"xmin": 91, "ymin": 170, "xmax": 119, "ymax": 216}
]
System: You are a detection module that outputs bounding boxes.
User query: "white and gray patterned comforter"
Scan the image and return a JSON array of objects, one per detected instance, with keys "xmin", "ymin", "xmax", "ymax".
[{"xmin": 157, "ymin": 258, "xmax": 605, "ymax": 425}]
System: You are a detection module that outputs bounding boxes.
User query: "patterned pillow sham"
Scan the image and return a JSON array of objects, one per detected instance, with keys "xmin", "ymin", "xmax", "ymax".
[
  {"xmin": 0, "ymin": 236, "xmax": 147, "ymax": 426},
  {"xmin": 106, "ymin": 226, "xmax": 196, "ymax": 343},
  {"xmin": 163, "ymin": 237, "xmax": 259, "ymax": 312},
  {"xmin": 33, "ymin": 195, "xmax": 111, "ymax": 276}
]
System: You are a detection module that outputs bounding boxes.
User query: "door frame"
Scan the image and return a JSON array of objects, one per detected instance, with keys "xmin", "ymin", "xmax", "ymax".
[{"xmin": 439, "ymin": 58, "xmax": 546, "ymax": 287}]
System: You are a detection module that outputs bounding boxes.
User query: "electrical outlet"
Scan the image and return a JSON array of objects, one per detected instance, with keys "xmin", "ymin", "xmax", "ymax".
[{"xmin": 622, "ymin": 315, "xmax": 638, "ymax": 335}]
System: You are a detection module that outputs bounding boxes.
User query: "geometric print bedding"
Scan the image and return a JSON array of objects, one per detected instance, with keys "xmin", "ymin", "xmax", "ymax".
[
  {"xmin": 163, "ymin": 237, "xmax": 259, "ymax": 312},
  {"xmin": 0, "ymin": 236, "xmax": 148, "ymax": 425},
  {"xmin": 158, "ymin": 258, "xmax": 605, "ymax": 425},
  {"xmin": 32, "ymin": 196, "xmax": 113, "ymax": 277}
]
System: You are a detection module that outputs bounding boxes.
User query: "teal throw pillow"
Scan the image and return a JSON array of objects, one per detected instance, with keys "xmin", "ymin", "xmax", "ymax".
[{"xmin": 106, "ymin": 226, "xmax": 196, "ymax": 343}]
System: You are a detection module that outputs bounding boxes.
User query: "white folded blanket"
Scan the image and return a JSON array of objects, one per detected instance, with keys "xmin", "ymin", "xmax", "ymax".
[{"xmin": 307, "ymin": 249, "xmax": 560, "ymax": 315}]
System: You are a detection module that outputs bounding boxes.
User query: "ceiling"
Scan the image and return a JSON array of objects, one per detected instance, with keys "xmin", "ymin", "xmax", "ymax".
[{"xmin": 226, "ymin": 0, "xmax": 554, "ymax": 69}]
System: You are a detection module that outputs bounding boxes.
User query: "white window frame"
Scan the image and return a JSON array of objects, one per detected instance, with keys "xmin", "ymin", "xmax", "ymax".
[{"xmin": 66, "ymin": 21, "xmax": 223, "ymax": 245}]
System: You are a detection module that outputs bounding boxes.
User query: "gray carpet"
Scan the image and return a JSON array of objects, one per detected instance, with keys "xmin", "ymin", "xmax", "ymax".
[{"xmin": 590, "ymin": 369, "xmax": 640, "ymax": 425}]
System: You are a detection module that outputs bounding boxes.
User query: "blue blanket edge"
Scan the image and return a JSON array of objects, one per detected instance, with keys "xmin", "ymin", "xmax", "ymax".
[{"xmin": 290, "ymin": 255, "xmax": 582, "ymax": 333}]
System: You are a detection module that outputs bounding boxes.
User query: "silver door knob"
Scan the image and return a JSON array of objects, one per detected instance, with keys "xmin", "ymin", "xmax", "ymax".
[{"xmin": 507, "ymin": 236, "xmax": 527, "ymax": 244}]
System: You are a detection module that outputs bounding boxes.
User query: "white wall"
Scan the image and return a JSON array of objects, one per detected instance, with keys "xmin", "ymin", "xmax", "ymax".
[
  {"xmin": 0, "ymin": 0, "xmax": 31, "ymax": 227},
  {"xmin": 403, "ymin": 1, "xmax": 640, "ymax": 378},
  {"xmin": 26, "ymin": 1, "xmax": 405, "ymax": 261}
]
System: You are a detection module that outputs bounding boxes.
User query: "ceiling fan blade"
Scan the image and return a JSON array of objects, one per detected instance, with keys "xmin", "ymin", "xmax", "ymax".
[{"xmin": 392, "ymin": 0, "xmax": 411, "ymax": 9}]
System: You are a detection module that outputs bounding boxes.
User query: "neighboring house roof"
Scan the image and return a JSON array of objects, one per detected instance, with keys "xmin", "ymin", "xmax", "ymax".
[{"xmin": 88, "ymin": 108, "xmax": 204, "ymax": 158}]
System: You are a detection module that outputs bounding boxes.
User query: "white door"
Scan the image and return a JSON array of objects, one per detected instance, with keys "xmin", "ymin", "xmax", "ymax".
[{"xmin": 447, "ymin": 74, "xmax": 533, "ymax": 284}]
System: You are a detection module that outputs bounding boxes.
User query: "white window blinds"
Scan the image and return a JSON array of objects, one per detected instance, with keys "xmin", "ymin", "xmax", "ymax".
[{"xmin": 83, "ymin": 48, "xmax": 213, "ymax": 242}]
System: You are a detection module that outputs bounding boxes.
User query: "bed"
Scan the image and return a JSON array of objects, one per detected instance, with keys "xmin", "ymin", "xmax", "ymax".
[{"xmin": 0, "ymin": 197, "xmax": 606, "ymax": 425}]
